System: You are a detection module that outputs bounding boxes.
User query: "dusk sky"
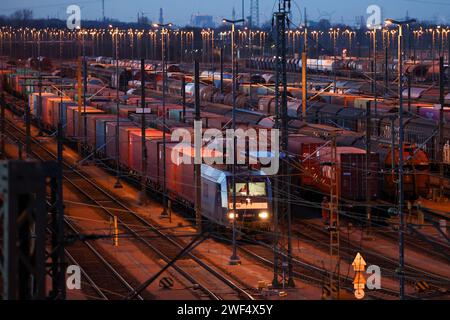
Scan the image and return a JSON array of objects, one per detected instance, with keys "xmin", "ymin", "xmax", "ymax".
[{"xmin": 1, "ymin": 0, "xmax": 449, "ymax": 25}]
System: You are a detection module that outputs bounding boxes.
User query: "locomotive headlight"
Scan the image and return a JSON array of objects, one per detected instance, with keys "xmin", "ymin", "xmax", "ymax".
[
  {"xmin": 228, "ymin": 212, "xmax": 237, "ymax": 220},
  {"xmin": 258, "ymin": 211, "xmax": 269, "ymax": 220}
]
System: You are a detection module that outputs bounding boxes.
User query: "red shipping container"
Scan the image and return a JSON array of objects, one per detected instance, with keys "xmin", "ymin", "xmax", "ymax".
[
  {"xmin": 305, "ymin": 146, "xmax": 379, "ymax": 201},
  {"xmin": 128, "ymin": 129, "xmax": 165, "ymax": 174},
  {"xmin": 86, "ymin": 114, "xmax": 116, "ymax": 150},
  {"xmin": 67, "ymin": 107, "xmax": 104, "ymax": 138},
  {"xmin": 289, "ymin": 135, "xmax": 325, "ymax": 186},
  {"xmin": 118, "ymin": 126, "xmax": 142, "ymax": 167},
  {"xmin": 162, "ymin": 144, "xmax": 222, "ymax": 202},
  {"xmin": 105, "ymin": 121, "xmax": 134, "ymax": 161},
  {"xmin": 146, "ymin": 139, "xmax": 174, "ymax": 186}
]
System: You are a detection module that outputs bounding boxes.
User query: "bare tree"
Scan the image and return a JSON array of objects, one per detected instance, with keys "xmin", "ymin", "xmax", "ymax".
[{"xmin": 10, "ymin": 9, "xmax": 33, "ymax": 22}]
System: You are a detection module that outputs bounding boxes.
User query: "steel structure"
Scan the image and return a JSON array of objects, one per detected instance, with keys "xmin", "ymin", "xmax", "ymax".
[
  {"xmin": 272, "ymin": 0, "xmax": 294, "ymax": 288},
  {"xmin": 385, "ymin": 17, "xmax": 416, "ymax": 300},
  {"xmin": 250, "ymin": 0, "xmax": 260, "ymax": 28},
  {"xmin": 328, "ymin": 134, "xmax": 340, "ymax": 298},
  {"xmin": 223, "ymin": 17, "xmax": 245, "ymax": 265},
  {"xmin": 0, "ymin": 161, "xmax": 65, "ymax": 300}
]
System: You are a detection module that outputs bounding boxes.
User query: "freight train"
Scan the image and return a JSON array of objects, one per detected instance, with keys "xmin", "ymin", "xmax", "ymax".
[
  {"xmin": 3, "ymin": 64, "xmax": 443, "ymax": 204},
  {"xmin": 248, "ymin": 56, "xmax": 449, "ymax": 82},
  {"xmin": 1, "ymin": 74, "xmax": 274, "ymax": 232}
]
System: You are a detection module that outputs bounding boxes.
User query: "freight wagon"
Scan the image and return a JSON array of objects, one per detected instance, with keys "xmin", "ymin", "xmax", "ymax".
[{"xmin": 299, "ymin": 146, "xmax": 380, "ymax": 201}]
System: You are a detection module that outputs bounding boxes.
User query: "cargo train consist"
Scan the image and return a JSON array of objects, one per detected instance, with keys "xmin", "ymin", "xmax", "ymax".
[
  {"xmin": 248, "ymin": 56, "xmax": 449, "ymax": 82},
  {"xmin": 3, "ymin": 62, "xmax": 445, "ymax": 208},
  {"xmin": 2, "ymin": 73, "xmax": 274, "ymax": 232}
]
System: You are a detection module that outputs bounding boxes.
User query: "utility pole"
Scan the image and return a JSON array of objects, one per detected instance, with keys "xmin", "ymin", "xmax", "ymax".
[
  {"xmin": 194, "ymin": 59, "xmax": 202, "ymax": 233},
  {"xmin": 367, "ymin": 25, "xmax": 379, "ymax": 236},
  {"xmin": 76, "ymin": 56, "xmax": 82, "ymax": 154},
  {"xmin": 373, "ymin": 28, "xmax": 378, "ymax": 116},
  {"xmin": 37, "ymin": 32, "xmax": 43, "ymax": 137},
  {"xmin": 272, "ymin": 0, "xmax": 294, "ymax": 288},
  {"xmin": 384, "ymin": 46, "xmax": 389, "ymax": 96},
  {"xmin": 37, "ymin": 64, "xmax": 43, "ymax": 136},
  {"xmin": 301, "ymin": 9, "xmax": 307, "ymax": 119},
  {"xmin": 181, "ymin": 75, "xmax": 186, "ymax": 123},
  {"xmin": 25, "ymin": 91, "xmax": 31, "ymax": 156},
  {"xmin": 407, "ymin": 73, "xmax": 412, "ymax": 112},
  {"xmin": 83, "ymin": 56, "xmax": 88, "ymax": 154},
  {"xmin": 385, "ymin": 18, "xmax": 416, "ymax": 301},
  {"xmin": 154, "ymin": 22, "xmax": 172, "ymax": 219},
  {"xmin": 0, "ymin": 93, "xmax": 4, "ymax": 158},
  {"xmin": 439, "ymin": 57, "xmax": 445, "ymax": 198},
  {"xmin": 162, "ymin": 25, "xmax": 168, "ymax": 218},
  {"xmin": 398, "ymin": 23, "xmax": 406, "ymax": 300},
  {"xmin": 139, "ymin": 58, "xmax": 147, "ymax": 205},
  {"xmin": 220, "ymin": 47, "xmax": 224, "ymax": 94},
  {"xmin": 365, "ymin": 99, "xmax": 372, "ymax": 239},
  {"xmin": 223, "ymin": 17, "xmax": 244, "ymax": 265},
  {"xmin": 329, "ymin": 133, "xmax": 340, "ymax": 298},
  {"xmin": 111, "ymin": 26, "xmax": 122, "ymax": 189}
]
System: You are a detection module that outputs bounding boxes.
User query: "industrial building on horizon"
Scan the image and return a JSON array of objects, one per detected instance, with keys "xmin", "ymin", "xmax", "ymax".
[{"xmin": 190, "ymin": 14, "xmax": 215, "ymax": 28}]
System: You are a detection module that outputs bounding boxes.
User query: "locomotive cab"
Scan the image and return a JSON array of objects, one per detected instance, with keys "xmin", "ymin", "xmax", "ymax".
[
  {"xmin": 226, "ymin": 176, "xmax": 273, "ymax": 231},
  {"xmin": 200, "ymin": 165, "xmax": 272, "ymax": 232}
]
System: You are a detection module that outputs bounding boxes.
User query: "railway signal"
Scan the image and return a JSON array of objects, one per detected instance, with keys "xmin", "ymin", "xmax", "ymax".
[{"xmin": 352, "ymin": 253, "xmax": 367, "ymax": 300}]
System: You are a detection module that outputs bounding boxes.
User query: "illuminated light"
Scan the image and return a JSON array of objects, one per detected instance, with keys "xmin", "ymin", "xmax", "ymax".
[
  {"xmin": 228, "ymin": 212, "xmax": 238, "ymax": 220},
  {"xmin": 258, "ymin": 212, "xmax": 269, "ymax": 220}
]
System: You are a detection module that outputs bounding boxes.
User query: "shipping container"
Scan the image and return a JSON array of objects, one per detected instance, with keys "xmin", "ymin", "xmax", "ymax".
[
  {"xmin": 126, "ymin": 96, "xmax": 158, "ymax": 106},
  {"xmin": 86, "ymin": 114, "xmax": 116, "ymax": 151},
  {"xmin": 44, "ymin": 97, "xmax": 73, "ymax": 128},
  {"xmin": 94, "ymin": 118, "xmax": 129, "ymax": 155},
  {"xmin": 161, "ymin": 143, "xmax": 222, "ymax": 202},
  {"xmin": 66, "ymin": 107, "xmax": 104, "ymax": 138},
  {"xmin": 100, "ymin": 104, "xmax": 138, "ymax": 118},
  {"xmin": 49, "ymin": 100, "xmax": 78, "ymax": 131},
  {"xmin": 288, "ymin": 135, "xmax": 325, "ymax": 187},
  {"xmin": 302, "ymin": 146, "xmax": 380, "ymax": 201},
  {"xmin": 29, "ymin": 92, "xmax": 56, "ymax": 117},
  {"xmin": 105, "ymin": 121, "xmax": 134, "ymax": 160},
  {"xmin": 118, "ymin": 126, "xmax": 143, "ymax": 166},
  {"xmin": 128, "ymin": 129, "xmax": 165, "ymax": 174}
]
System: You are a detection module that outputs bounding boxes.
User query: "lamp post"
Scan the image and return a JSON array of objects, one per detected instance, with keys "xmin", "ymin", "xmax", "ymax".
[
  {"xmin": 385, "ymin": 18, "xmax": 416, "ymax": 301},
  {"xmin": 153, "ymin": 22, "xmax": 173, "ymax": 219},
  {"xmin": 109, "ymin": 25, "xmax": 123, "ymax": 189},
  {"xmin": 223, "ymin": 18, "xmax": 244, "ymax": 266}
]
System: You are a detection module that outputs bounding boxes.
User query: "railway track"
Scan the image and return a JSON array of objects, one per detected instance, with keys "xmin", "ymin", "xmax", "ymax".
[
  {"xmin": 231, "ymin": 234, "xmax": 403, "ymax": 300},
  {"xmin": 1, "ymin": 107, "xmax": 256, "ymax": 301},
  {"xmin": 63, "ymin": 219, "xmax": 148, "ymax": 300},
  {"xmin": 0, "ymin": 122, "xmax": 145, "ymax": 300},
  {"xmin": 294, "ymin": 218, "xmax": 450, "ymax": 295},
  {"xmin": 371, "ymin": 200, "xmax": 450, "ymax": 263},
  {"xmin": 2, "ymin": 89, "xmax": 447, "ymax": 300}
]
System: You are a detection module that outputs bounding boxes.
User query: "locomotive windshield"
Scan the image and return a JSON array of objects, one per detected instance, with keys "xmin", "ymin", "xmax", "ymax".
[{"xmin": 231, "ymin": 182, "xmax": 267, "ymax": 196}]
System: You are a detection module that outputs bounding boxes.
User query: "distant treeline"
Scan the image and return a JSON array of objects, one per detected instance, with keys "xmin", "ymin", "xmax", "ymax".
[{"xmin": 0, "ymin": 9, "xmax": 442, "ymax": 31}]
